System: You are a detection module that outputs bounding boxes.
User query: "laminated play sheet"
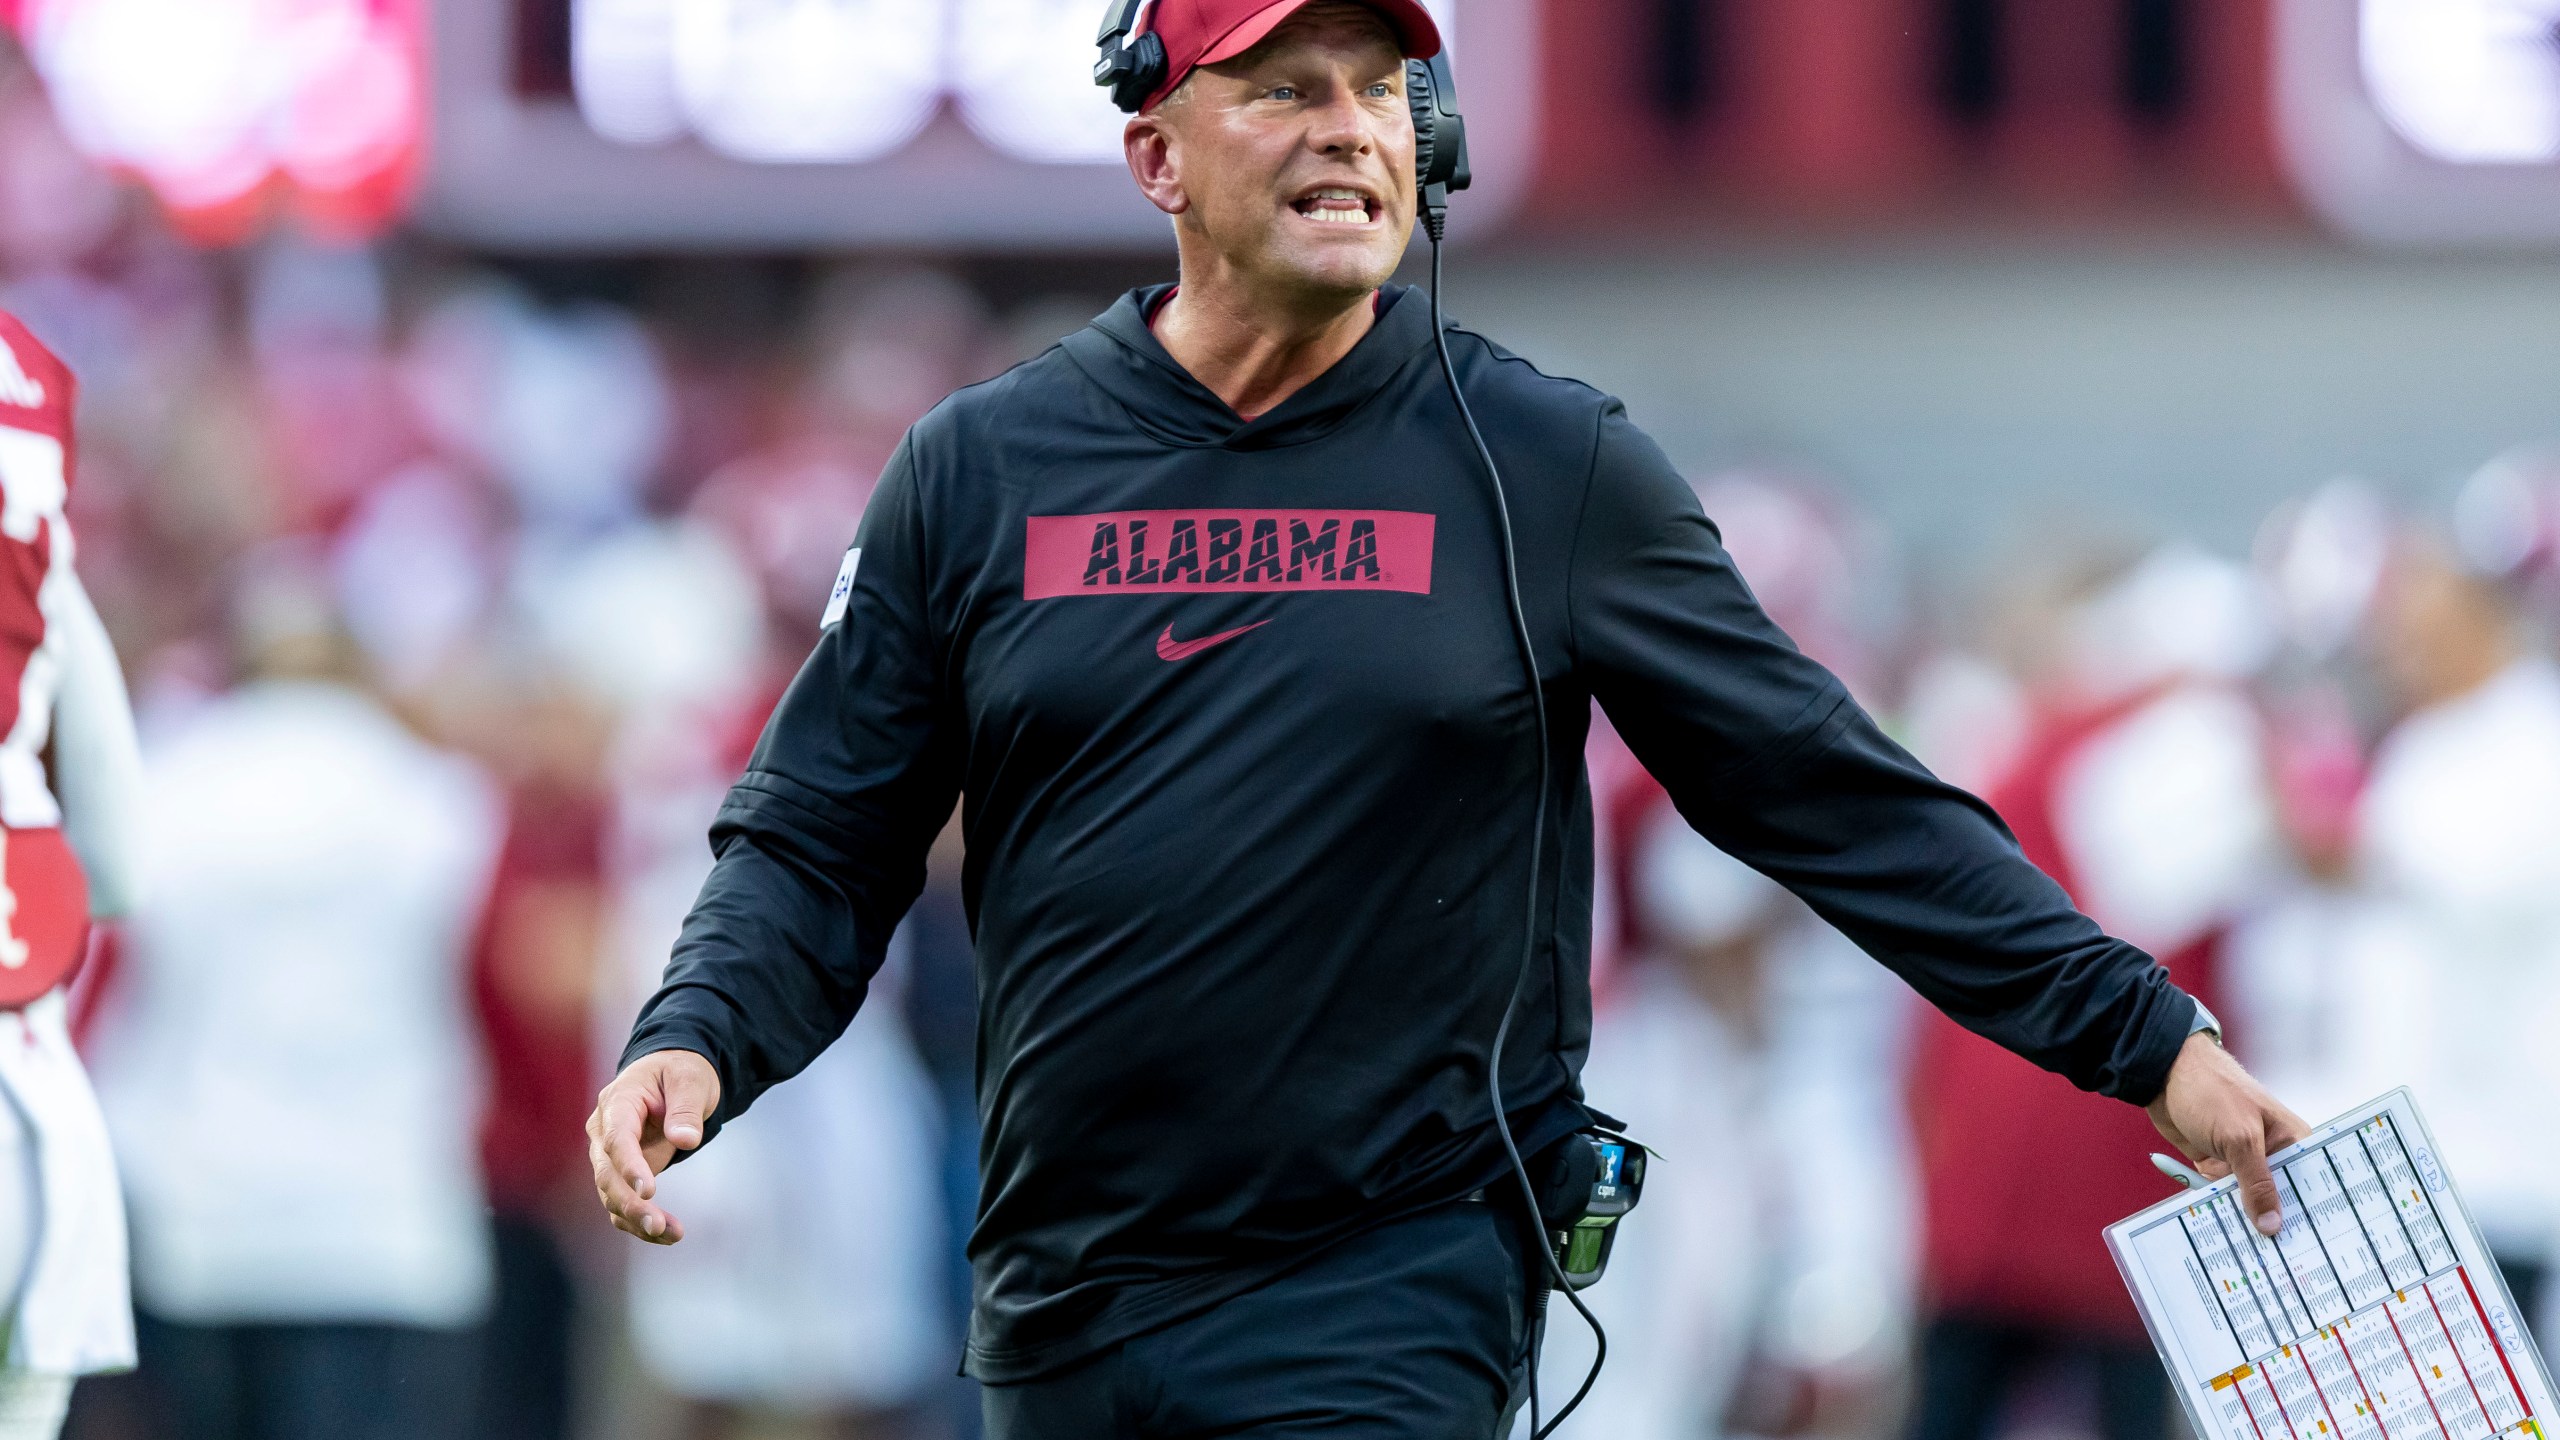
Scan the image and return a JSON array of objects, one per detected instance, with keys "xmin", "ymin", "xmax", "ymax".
[{"xmin": 2107, "ymin": 1089, "xmax": 2558, "ymax": 1439}]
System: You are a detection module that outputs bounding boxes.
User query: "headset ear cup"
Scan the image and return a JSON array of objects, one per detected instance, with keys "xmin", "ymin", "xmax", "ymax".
[
  {"xmin": 1406, "ymin": 61, "xmax": 1438, "ymax": 197},
  {"xmin": 1406, "ymin": 55, "xmax": 1470, "ymax": 196}
]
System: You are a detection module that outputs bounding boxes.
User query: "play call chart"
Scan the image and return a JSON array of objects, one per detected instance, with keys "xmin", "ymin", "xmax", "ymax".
[{"xmin": 2110, "ymin": 1090, "xmax": 2559, "ymax": 1440}]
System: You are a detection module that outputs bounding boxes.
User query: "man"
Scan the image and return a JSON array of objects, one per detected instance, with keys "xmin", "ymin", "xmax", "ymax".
[
  {"xmin": 0, "ymin": 312, "xmax": 145, "ymax": 1440},
  {"xmin": 592, "ymin": 3, "xmax": 2306, "ymax": 1435},
  {"xmin": 95, "ymin": 562, "xmax": 501, "ymax": 1440},
  {"xmin": 2359, "ymin": 519, "xmax": 2560, "ymax": 1328},
  {"xmin": 1905, "ymin": 546, "xmax": 2283, "ymax": 1440}
]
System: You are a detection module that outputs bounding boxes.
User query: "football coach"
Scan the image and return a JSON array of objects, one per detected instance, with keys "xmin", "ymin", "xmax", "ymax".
[{"xmin": 592, "ymin": 1, "xmax": 2307, "ymax": 1434}]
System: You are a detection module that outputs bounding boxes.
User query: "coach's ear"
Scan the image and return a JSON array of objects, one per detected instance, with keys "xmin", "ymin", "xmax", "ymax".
[{"xmin": 1125, "ymin": 108, "xmax": 1192, "ymax": 218}]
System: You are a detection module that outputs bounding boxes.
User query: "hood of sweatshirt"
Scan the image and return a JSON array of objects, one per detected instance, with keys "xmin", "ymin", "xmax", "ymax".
[{"xmin": 1058, "ymin": 283, "xmax": 1443, "ymax": 452}]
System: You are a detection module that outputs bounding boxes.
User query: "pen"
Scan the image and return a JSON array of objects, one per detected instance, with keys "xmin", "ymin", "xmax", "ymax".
[{"xmin": 2151, "ymin": 1152, "xmax": 2209, "ymax": 1191}]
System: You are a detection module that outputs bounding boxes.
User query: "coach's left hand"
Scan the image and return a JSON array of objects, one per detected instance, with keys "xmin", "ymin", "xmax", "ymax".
[{"xmin": 2148, "ymin": 1032, "xmax": 2309, "ymax": 1237}]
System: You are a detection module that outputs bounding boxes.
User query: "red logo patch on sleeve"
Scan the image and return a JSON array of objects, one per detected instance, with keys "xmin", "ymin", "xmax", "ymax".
[{"xmin": 1024, "ymin": 509, "xmax": 1434, "ymax": 599}]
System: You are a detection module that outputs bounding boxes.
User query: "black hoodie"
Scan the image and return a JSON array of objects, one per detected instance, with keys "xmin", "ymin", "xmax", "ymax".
[{"xmin": 622, "ymin": 284, "xmax": 2198, "ymax": 1382}]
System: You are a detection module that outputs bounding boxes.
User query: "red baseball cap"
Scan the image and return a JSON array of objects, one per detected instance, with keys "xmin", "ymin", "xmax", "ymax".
[{"xmin": 1140, "ymin": 0, "xmax": 1443, "ymax": 111}]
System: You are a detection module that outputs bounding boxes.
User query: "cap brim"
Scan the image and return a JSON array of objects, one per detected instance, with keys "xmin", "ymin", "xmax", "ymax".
[{"xmin": 1196, "ymin": 0, "xmax": 1443, "ymax": 68}]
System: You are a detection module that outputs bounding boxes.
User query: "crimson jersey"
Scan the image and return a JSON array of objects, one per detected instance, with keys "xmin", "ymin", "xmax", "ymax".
[
  {"xmin": 0, "ymin": 314, "xmax": 91, "ymax": 1003},
  {"xmin": 1910, "ymin": 686, "xmax": 2221, "ymax": 1337}
]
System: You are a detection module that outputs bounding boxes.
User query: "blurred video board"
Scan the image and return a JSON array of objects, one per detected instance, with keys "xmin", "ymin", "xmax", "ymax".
[
  {"xmin": 2278, "ymin": 0, "xmax": 2560, "ymax": 244},
  {"xmin": 414, "ymin": 0, "xmax": 1537, "ymax": 249},
  {"xmin": 7, "ymin": 0, "xmax": 424, "ymax": 242}
]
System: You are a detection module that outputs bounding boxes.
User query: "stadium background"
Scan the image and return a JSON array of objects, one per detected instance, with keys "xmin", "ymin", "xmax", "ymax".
[{"xmin": 5, "ymin": 1, "xmax": 2560, "ymax": 1437}]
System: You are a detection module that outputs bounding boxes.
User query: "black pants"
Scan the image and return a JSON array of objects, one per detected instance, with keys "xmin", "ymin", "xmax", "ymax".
[
  {"xmin": 474, "ymin": 1213, "xmax": 580, "ymax": 1440},
  {"xmin": 983, "ymin": 1200, "xmax": 1537, "ymax": 1440},
  {"xmin": 1905, "ymin": 1314, "xmax": 2168, "ymax": 1440},
  {"xmin": 123, "ymin": 1312, "xmax": 480, "ymax": 1440}
]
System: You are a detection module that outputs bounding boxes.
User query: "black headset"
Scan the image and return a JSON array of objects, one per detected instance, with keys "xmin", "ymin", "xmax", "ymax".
[
  {"xmin": 1093, "ymin": 0, "xmax": 1471, "ymax": 228},
  {"xmin": 1090, "ymin": 11, "xmax": 1602, "ymax": 1438},
  {"xmin": 1092, "ymin": 0, "xmax": 1168, "ymax": 111}
]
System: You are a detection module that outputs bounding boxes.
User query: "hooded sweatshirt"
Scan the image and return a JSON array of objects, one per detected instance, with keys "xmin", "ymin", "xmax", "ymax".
[{"xmin": 622, "ymin": 283, "xmax": 2198, "ymax": 1382}]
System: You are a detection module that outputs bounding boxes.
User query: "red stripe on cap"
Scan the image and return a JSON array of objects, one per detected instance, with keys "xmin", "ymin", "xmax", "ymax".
[{"xmin": 1142, "ymin": 0, "xmax": 1443, "ymax": 111}]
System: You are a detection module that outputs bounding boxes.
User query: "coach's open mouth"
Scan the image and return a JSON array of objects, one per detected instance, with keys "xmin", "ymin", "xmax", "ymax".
[{"xmin": 1292, "ymin": 186, "xmax": 1379, "ymax": 225}]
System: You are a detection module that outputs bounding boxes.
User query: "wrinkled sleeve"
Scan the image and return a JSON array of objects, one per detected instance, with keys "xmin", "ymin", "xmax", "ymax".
[
  {"xmin": 1570, "ymin": 404, "xmax": 2194, "ymax": 1103},
  {"xmin": 620, "ymin": 442, "xmax": 963, "ymax": 1142}
]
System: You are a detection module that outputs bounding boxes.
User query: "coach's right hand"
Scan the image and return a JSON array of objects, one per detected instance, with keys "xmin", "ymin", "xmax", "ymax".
[{"xmin": 589, "ymin": 1049, "xmax": 721, "ymax": 1245}]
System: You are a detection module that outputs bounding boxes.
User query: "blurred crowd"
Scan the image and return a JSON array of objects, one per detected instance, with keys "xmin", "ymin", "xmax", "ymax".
[
  {"xmin": 8, "ymin": 37, "xmax": 2560, "ymax": 1440},
  {"xmin": 0, "ymin": 43, "xmax": 1076, "ymax": 1439},
  {"xmin": 1560, "ymin": 457, "xmax": 2560, "ymax": 1440}
]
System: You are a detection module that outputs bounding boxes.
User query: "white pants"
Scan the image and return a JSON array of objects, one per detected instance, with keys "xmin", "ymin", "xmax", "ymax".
[
  {"xmin": 0, "ymin": 1373, "xmax": 67, "ymax": 1440},
  {"xmin": 0, "ymin": 1062, "xmax": 66, "ymax": 1440}
]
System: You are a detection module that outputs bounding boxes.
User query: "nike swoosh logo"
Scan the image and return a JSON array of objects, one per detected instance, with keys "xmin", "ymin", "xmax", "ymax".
[{"xmin": 1157, "ymin": 620, "xmax": 1271, "ymax": 662}]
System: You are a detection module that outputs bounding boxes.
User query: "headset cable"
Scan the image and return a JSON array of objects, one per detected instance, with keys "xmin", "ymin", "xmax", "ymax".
[{"xmin": 1423, "ymin": 212, "xmax": 1608, "ymax": 1440}]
